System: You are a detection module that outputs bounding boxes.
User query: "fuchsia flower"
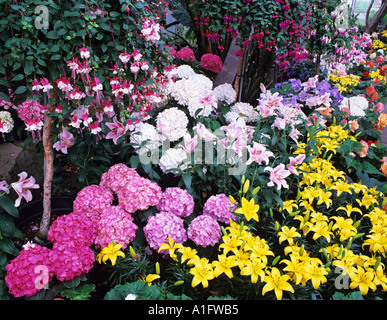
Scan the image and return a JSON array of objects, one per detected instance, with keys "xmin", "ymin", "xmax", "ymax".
[
  {"xmin": 106, "ymin": 116, "xmax": 127, "ymax": 144},
  {"xmin": 141, "ymin": 19, "xmax": 161, "ymax": 43},
  {"xmin": 119, "ymin": 52, "xmax": 131, "ymax": 65},
  {"xmin": 11, "ymin": 172, "xmax": 39, "ymax": 207},
  {"xmin": 55, "ymin": 77, "xmax": 73, "ymax": 93},
  {"xmin": 264, "ymin": 164, "xmax": 291, "ymax": 190},
  {"xmin": 79, "ymin": 47, "xmax": 91, "ymax": 59},
  {"xmin": 53, "ymin": 127, "xmax": 74, "ymax": 154},
  {"xmin": 40, "ymin": 78, "xmax": 53, "ymax": 93},
  {"xmin": 31, "ymin": 79, "xmax": 42, "ymax": 91},
  {"xmin": 69, "ymin": 88, "xmax": 85, "ymax": 100},
  {"xmin": 246, "ymin": 142, "xmax": 274, "ymax": 165}
]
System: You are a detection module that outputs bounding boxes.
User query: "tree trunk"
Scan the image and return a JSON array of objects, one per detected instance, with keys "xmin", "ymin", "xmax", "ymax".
[
  {"xmin": 366, "ymin": 0, "xmax": 387, "ymax": 34},
  {"xmin": 34, "ymin": 88, "xmax": 56, "ymax": 242}
]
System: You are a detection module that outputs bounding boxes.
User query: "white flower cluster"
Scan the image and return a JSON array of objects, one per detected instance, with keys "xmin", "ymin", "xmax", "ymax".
[
  {"xmin": 156, "ymin": 107, "xmax": 189, "ymax": 142},
  {"xmin": 169, "ymin": 73, "xmax": 213, "ymax": 106},
  {"xmin": 130, "ymin": 122, "xmax": 161, "ymax": 155},
  {"xmin": 159, "ymin": 148, "xmax": 188, "ymax": 173},
  {"xmin": 0, "ymin": 111, "xmax": 14, "ymax": 133},
  {"xmin": 212, "ymin": 83, "xmax": 237, "ymax": 105},
  {"xmin": 341, "ymin": 96, "xmax": 369, "ymax": 117},
  {"xmin": 225, "ymin": 102, "xmax": 259, "ymax": 124},
  {"xmin": 176, "ymin": 65, "xmax": 195, "ymax": 79}
]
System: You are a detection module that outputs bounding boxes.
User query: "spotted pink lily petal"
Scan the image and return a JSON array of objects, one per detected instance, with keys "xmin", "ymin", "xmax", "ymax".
[
  {"xmin": 11, "ymin": 172, "xmax": 39, "ymax": 207},
  {"xmin": 106, "ymin": 116, "xmax": 127, "ymax": 144}
]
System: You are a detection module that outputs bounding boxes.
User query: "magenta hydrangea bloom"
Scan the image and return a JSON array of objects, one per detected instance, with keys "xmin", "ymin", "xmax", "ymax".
[
  {"xmin": 200, "ymin": 53, "xmax": 223, "ymax": 73},
  {"xmin": 175, "ymin": 47, "xmax": 196, "ymax": 61},
  {"xmin": 156, "ymin": 187, "xmax": 194, "ymax": 218},
  {"xmin": 49, "ymin": 242, "xmax": 94, "ymax": 282},
  {"xmin": 187, "ymin": 215, "xmax": 222, "ymax": 247},
  {"xmin": 72, "ymin": 184, "xmax": 114, "ymax": 225},
  {"xmin": 100, "ymin": 163, "xmax": 162, "ymax": 214},
  {"xmin": 5, "ymin": 243, "xmax": 54, "ymax": 298},
  {"xmin": 94, "ymin": 205, "xmax": 138, "ymax": 249},
  {"xmin": 47, "ymin": 211, "xmax": 96, "ymax": 247},
  {"xmin": 144, "ymin": 212, "xmax": 187, "ymax": 253},
  {"xmin": 203, "ymin": 194, "xmax": 236, "ymax": 224}
]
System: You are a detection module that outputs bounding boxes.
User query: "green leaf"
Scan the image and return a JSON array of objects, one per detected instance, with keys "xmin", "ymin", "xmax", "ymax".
[
  {"xmin": 11, "ymin": 74, "xmax": 24, "ymax": 81},
  {"xmin": 0, "ymin": 238, "xmax": 18, "ymax": 256},
  {"xmin": 0, "ymin": 214, "xmax": 23, "ymax": 239},
  {"xmin": 14, "ymin": 86, "xmax": 27, "ymax": 95},
  {"xmin": 0, "ymin": 196, "xmax": 18, "ymax": 218}
]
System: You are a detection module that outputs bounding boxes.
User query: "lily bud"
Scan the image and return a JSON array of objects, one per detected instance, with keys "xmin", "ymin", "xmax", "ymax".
[
  {"xmin": 243, "ymin": 179, "xmax": 250, "ymax": 194},
  {"xmin": 155, "ymin": 262, "xmax": 160, "ymax": 275},
  {"xmin": 129, "ymin": 246, "xmax": 136, "ymax": 259}
]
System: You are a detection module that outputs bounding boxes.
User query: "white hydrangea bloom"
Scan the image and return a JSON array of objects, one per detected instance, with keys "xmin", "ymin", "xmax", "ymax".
[
  {"xmin": 169, "ymin": 74, "xmax": 213, "ymax": 106},
  {"xmin": 130, "ymin": 122, "xmax": 161, "ymax": 155},
  {"xmin": 212, "ymin": 83, "xmax": 237, "ymax": 105},
  {"xmin": 176, "ymin": 65, "xmax": 195, "ymax": 79},
  {"xmin": 159, "ymin": 148, "xmax": 188, "ymax": 173},
  {"xmin": 156, "ymin": 107, "xmax": 189, "ymax": 142},
  {"xmin": 0, "ymin": 111, "xmax": 14, "ymax": 133}
]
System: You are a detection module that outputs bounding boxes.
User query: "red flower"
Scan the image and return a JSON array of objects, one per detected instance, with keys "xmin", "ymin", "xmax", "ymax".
[{"xmin": 200, "ymin": 53, "xmax": 223, "ymax": 73}]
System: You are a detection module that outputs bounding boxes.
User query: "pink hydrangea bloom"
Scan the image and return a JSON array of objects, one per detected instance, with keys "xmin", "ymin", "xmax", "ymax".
[
  {"xmin": 94, "ymin": 205, "xmax": 138, "ymax": 249},
  {"xmin": 175, "ymin": 47, "xmax": 196, "ymax": 61},
  {"xmin": 49, "ymin": 242, "xmax": 94, "ymax": 282},
  {"xmin": 5, "ymin": 244, "xmax": 53, "ymax": 298},
  {"xmin": 156, "ymin": 187, "xmax": 194, "ymax": 218},
  {"xmin": 73, "ymin": 184, "xmax": 114, "ymax": 225},
  {"xmin": 144, "ymin": 212, "xmax": 187, "ymax": 253},
  {"xmin": 100, "ymin": 163, "xmax": 162, "ymax": 214},
  {"xmin": 200, "ymin": 53, "xmax": 223, "ymax": 73},
  {"xmin": 203, "ymin": 194, "xmax": 236, "ymax": 224},
  {"xmin": 47, "ymin": 211, "xmax": 96, "ymax": 247},
  {"xmin": 187, "ymin": 215, "xmax": 222, "ymax": 247}
]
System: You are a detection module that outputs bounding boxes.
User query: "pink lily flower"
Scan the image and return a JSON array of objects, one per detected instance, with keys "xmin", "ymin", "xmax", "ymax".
[
  {"xmin": 106, "ymin": 116, "xmax": 127, "ymax": 144},
  {"xmin": 11, "ymin": 172, "xmax": 39, "ymax": 207},
  {"xmin": 182, "ymin": 134, "xmax": 198, "ymax": 154},
  {"xmin": 287, "ymin": 154, "xmax": 306, "ymax": 175},
  {"xmin": 194, "ymin": 123, "xmax": 217, "ymax": 142},
  {"xmin": 264, "ymin": 164, "xmax": 291, "ymax": 190},
  {"xmin": 53, "ymin": 127, "xmax": 74, "ymax": 154},
  {"xmin": 246, "ymin": 142, "xmax": 274, "ymax": 165},
  {"xmin": 0, "ymin": 180, "xmax": 9, "ymax": 194}
]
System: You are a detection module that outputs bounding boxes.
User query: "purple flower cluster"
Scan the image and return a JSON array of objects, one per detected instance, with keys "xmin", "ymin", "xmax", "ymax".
[
  {"xmin": 203, "ymin": 194, "xmax": 236, "ymax": 224},
  {"xmin": 187, "ymin": 215, "xmax": 222, "ymax": 247},
  {"xmin": 275, "ymin": 77, "xmax": 344, "ymax": 108},
  {"xmin": 157, "ymin": 187, "xmax": 194, "ymax": 217},
  {"xmin": 144, "ymin": 212, "xmax": 187, "ymax": 253}
]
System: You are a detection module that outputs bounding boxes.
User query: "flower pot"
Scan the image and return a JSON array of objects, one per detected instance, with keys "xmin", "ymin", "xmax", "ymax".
[{"xmin": 15, "ymin": 196, "xmax": 74, "ymax": 249}]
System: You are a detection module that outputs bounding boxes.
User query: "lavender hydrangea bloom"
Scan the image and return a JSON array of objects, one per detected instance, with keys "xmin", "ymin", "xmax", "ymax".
[
  {"xmin": 157, "ymin": 187, "xmax": 194, "ymax": 218},
  {"xmin": 187, "ymin": 215, "xmax": 222, "ymax": 247},
  {"xmin": 203, "ymin": 194, "xmax": 237, "ymax": 224}
]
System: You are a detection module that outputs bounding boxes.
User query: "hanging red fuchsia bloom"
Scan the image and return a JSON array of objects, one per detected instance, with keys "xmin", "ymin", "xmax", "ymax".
[
  {"xmin": 11, "ymin": 171, "xmax": 40, "ymax": 207},
  {"xmin": 89, "ymin": 121, "xmax": 101, "ymax": 135},
  {"xmin": 40, "ymin": 78, "xmax": 53, "ymax": 94},
  {"xmin": 55, "ymin": 77, "xmax": 73, "ymax": 94},
  {"xmin": 119, "ymin": 52, "xmax": 131, "ymax": 66},
  {"xmin": 31, "ymin": 79, "xmax": 42, "ymax": 91},
  {"xmin": 79, "ymin": 47, "xmax": 91, "ymax": 60},
  {"xmin": 69, "ymin": 88, "xmax": 85, "ymax": 100},
  {"xmin": 91, "ymin": 77, "xmax": 103, "ymax": 103},
  {"xmin": 141, "ymin": 19, "xmax": 161, "ymax": 43},
  {"xmin": 66, "ymin": 57, "xmax": 80, "ymax": 78}
]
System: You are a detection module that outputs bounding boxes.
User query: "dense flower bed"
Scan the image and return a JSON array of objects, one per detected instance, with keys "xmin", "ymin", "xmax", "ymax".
[{"xmin": 2, "ymin": 5, "xmax": 387, "ymax": 301}]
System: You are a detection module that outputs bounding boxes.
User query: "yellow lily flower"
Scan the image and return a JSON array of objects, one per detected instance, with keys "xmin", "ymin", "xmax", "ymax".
[
  {"xmin": 262, "ymin": 267, "xmax": 294, "ymax": 300},
  {"xmin": 235, "ymin": 197, "xmax": 259, "ymax": 222},
  {"xmin": 158, "ymin": 237, "xmax": 183, "ymax": 259},
  {"xmin": 96, "ymin": 242, "xmax": 125, "ymax": 266}
]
